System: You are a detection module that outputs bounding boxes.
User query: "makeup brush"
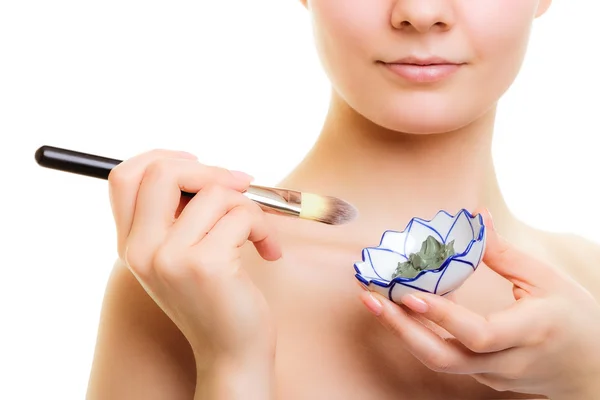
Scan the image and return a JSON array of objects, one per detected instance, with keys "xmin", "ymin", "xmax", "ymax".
[{"xmin": 34, "ymin": 145, "xmax": 358, "ymax": 225}]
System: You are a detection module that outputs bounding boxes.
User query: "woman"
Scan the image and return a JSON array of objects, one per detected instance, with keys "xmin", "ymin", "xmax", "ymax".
[{"xmin": 86, "ymin": 0, "xmax": 600, "ymax": 399}]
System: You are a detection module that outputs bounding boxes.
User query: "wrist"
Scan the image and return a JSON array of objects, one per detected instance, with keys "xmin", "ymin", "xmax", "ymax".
[{"xmin": 196, "ymin": 352, "xmax": 275, "ymax": 400}]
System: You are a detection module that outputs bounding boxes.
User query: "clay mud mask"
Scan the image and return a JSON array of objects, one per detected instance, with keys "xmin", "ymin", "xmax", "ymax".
[{"xmin": 391, "ymin": 235, "xmax": 456, "ymax": 279}]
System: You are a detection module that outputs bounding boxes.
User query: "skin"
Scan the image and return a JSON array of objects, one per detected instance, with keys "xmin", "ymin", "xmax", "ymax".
[{"xmin": 86, "ymin": 0, "xmax": 600, "ymax": 399}]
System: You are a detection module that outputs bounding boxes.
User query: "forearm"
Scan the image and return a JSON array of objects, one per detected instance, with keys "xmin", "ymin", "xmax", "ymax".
[{"xmin": 195, "ymin": 354, "xmax": 275, "ymax": 400}]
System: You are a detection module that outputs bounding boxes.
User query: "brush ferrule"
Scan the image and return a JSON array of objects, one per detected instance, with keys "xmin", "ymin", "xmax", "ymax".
[{"xmin": 243, "ymin": 185, "xmax": 301, "ymax": 216}]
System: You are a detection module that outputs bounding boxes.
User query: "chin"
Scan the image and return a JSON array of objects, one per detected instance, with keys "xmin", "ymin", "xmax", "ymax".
[
  {"xmin": 379, "ymin": 112, "xmax": 477, "ymax": 136},
  {"xmin": 351, "ymin": 90, "xmax": 492, "ymax": 135}
]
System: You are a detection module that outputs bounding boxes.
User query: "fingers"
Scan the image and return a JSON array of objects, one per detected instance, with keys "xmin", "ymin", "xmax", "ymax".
[
  {"xmin": 128, "ymin": 158, "xmax": 252, "ymax": 247},
  {"xmin": 199, "ymin": 205, "xmax": 282, "ymax": 262},
  {"xmin": 360, "ymin": 291, "xmax": 482, "ymax": 374},
  {"xmin": 400, "ymin": 292, "xmax": 550, "ymax": 353},
  {"xmin": 147, "ymin": 194, "xmax": 280, "ymax": 288},
  {"xmin": 470, "ymin": 346, "xmax": 539, "ymax": 392},
  {"xmin": 360, "ymin": 291, "xmax": 545, "ymax": 377},
  {"xmin": 477, "ymin": 208, "xmax": 558, "ymax": 292},
  {"xmin": 108, "ymin": 149, "xmax": 198, "ymax": 257},
  {"xmin": 166, "ymin": 184, "xmax": 257, "ymax": 247}
]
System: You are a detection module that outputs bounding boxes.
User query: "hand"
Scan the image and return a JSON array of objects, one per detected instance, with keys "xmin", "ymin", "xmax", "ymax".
[
  {"xmin": 359, "ymin": 209, "xmax": 600, "ymax": 399},
  {"xmin": 108, "ymin": 149, "xmax": 282, "ymax": 362}
]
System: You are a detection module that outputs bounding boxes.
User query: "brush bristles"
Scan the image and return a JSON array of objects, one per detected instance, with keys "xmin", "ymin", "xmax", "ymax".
[{"xmin": 299, "ymin": 192, "xmax": 358, "ymax": 225}]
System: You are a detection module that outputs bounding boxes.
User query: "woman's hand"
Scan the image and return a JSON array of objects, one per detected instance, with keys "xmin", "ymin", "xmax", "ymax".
[
  {"xmin": 108, "ymin": 149, "xmax": 281, "ymax": 397},
  {"xmin": 359, "ymin": 209, "xmax": 600, "ymax": 399}
]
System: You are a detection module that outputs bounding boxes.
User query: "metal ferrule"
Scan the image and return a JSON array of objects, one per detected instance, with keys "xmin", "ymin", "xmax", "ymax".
[{"xmin": 243, "ymin": 184, "xmax": 302, "ymax": 217}]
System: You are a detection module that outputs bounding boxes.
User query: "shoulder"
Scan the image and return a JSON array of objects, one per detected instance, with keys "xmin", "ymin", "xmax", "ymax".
[
  {"xmin": 542, "ymin": 230, "xmax": 600, "ymax": 269},
  {"xmin": 539, "ymin": 230, "xmax": 600, "ymax": 298}
]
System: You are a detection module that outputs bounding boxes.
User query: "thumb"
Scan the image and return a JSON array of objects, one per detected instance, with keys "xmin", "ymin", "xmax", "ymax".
[{"xmin": 477, "ymin": 208, "xmax": 559, "ymax": 293}]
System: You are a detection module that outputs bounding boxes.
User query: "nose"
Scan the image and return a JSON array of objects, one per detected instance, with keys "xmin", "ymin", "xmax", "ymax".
[{"xmin": 390, "ymin": 0, "xmax": 454, "ymax": 33}]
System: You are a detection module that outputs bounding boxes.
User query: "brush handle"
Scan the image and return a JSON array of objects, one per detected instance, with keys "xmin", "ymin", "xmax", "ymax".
[
  {"xmin": 34, "ymin": 145, "xmax": 302, "ymax": 216},
  {"xmin": 35, "ymin": 145, "xmax": 202, "ymax": 199},
  {"xmin": 35, "ymin": 145, "xmax": 121, "ymax": 179}
]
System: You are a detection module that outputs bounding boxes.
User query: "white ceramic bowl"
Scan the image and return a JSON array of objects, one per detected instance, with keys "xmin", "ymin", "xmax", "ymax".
[{"xmin": 354, "ymin": 209, "xmax": 486, "ymax": 303}]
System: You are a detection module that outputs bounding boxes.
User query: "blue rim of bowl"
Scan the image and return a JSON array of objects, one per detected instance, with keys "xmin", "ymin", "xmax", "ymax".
[{"xmin": 353, "ymin": 209, "xmax": 485, "ymax": 288}]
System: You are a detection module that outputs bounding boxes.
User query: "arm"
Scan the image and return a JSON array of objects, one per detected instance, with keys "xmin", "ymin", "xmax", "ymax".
[
  {"xmin": 86, "ymin": 259, "xmax": 197, "ymax": 399},
  {"xmin": 86, "ymin": 260, "xmax": 275, "ymax": 400},
  {"xmin": 196, "ymin": 354, "xmax": 276, "ymax": 400}
]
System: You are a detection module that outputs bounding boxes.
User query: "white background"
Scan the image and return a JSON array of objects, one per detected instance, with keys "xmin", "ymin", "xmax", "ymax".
[{"xmin": 1, "ymin": 1, "xmax": 598, "ymax": 398}]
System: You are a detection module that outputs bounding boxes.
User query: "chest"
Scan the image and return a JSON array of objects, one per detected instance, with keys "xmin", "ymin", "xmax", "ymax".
[{"xmin": 253, "ymin": 255, "xmax": 542, "ymax": 400}]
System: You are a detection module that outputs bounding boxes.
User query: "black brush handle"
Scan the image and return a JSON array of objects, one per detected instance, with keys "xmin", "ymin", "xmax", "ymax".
[
  {"xmin": 35, "ymin": 145, "xmax": 122, "ymax": 180},
  {"xmin": 35, "ymin": 145, "xmax": 195, "ymax": 198}
]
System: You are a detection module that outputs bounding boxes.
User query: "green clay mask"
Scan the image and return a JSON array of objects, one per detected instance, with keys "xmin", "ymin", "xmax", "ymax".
[{"xmin": 391, "ymin": 236, "xmax": 456, "ymax": 279}]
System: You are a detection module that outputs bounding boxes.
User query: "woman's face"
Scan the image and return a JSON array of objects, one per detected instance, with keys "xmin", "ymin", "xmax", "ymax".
[{"xmin": 302, "ymin": 0, "xmax": 551, "ymax": 134}]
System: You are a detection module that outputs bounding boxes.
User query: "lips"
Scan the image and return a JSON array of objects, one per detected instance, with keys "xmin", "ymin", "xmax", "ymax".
[
  {"xmin": 388, "ymin": 56, "xmax": 457, "ymax": 66},
  {"xmin": 380, "ymin": 56, "xmax": 464, "ymax": 83}
]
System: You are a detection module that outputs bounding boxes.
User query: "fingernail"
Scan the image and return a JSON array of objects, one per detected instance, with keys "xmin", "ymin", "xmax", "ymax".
[
  {"xmin": 402, "ymin": 294, "xmax": 429, "ymax": 313},
  {"xmin": 361, "ymin": 292, "xmax": 383, "ymax": 316},
  {"xmin": 230, "ymin": 170, "xmax": 254, "ymax": 182}
]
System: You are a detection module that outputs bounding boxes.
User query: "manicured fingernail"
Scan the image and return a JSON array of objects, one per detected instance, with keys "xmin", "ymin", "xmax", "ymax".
[
  {"xmin": 230, "ymin": 170, "xmax": 254, "ymax": 182},
  {"xmin": 402, "ymin": 294, "xmax": 429, "ymax": 313},
  {"xmin": 361, "ymin": 292, "xmax": 383, "ymax": 316}
]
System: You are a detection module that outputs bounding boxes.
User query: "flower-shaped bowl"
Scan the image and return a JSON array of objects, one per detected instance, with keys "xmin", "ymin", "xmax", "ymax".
[{"xmin": 354, "ymin": 209, "xmax": 486, "ymax": 303}]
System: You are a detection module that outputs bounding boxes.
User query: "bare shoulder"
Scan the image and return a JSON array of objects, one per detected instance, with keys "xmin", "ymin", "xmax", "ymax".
[
  {"xmin": 87, "ymin": 259, "xmax": 196, "ymax": 399},
  {"xmin": 539, "ymin": 230, "xmax": 600, "ymax": 298}
]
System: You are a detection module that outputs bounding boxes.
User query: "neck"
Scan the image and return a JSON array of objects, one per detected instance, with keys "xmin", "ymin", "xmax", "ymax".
[{"xmin": 279, "ymin": 91, "xmax": 518, "ymax": 244}]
